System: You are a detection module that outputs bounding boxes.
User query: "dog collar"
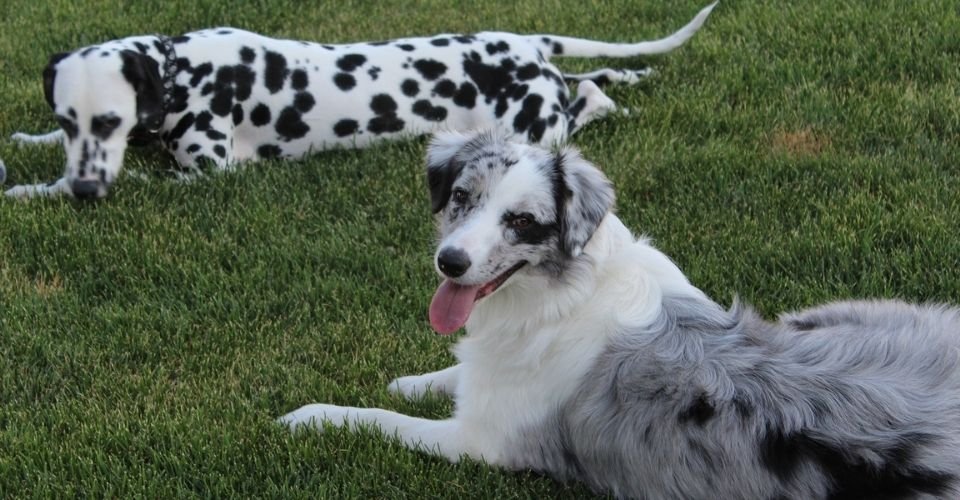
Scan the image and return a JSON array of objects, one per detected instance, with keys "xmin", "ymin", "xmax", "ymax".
[{"xmin": 155, "ymin": 35, "xmax": 178, "ymax": 118}]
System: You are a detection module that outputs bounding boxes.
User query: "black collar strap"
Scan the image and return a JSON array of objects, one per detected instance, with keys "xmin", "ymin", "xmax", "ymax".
[{"xmin": 155, "ymin": 34, "xmax": 178, "ymax": 118}]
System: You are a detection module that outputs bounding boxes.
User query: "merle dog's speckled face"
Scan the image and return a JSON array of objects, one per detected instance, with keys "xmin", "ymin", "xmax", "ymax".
[
  {"xmin": 44, "ymin": 47, "xmax": 164, "ymax": 199},
  {"xmin": 426, "ymin": 130, "xmax": 614, "ymax": 288}
]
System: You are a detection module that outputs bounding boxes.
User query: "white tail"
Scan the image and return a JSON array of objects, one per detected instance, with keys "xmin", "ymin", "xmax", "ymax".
[{"xmin": 532, "ymin": 2, "xmax": 717, "ymax": 60}]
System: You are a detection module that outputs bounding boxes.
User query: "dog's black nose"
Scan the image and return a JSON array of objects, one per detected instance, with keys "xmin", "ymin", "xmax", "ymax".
[
  {"xmin": 437, "ymin": 247, "xmax": 471, "ymax": 278},
  {"xmin": 71, "ymin": 179, "xmax": 101, "ymax": 200}
]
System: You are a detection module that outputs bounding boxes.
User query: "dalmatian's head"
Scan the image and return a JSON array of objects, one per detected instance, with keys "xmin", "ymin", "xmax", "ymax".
[{"xmin": 43, "ymin": 47, "xmax": 165, "ymax": 199}]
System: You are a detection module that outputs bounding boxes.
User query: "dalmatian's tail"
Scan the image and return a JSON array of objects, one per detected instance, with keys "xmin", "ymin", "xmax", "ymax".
[{"xmin": 535, "ymin": 2, "xmax": 716, "ymax": 85}]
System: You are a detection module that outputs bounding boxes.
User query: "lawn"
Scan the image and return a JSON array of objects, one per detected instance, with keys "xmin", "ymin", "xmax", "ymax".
[{"xmin": 1, "ymin": 0, "xmax": 959, "ymax": 497}]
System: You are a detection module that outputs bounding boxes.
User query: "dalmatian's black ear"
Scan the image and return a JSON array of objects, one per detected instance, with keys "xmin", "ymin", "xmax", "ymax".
[
  {"xmin": 426, "ymin": 131, "xmax": 475, "ymax": 214},
  {"xmin": 119, "ymin": 50, "xmax": 165, "ymax": 132},
  {"xmin": 554, "ymin": 147, "xmax": 615, "ymax": 258},
  {"xmin": 42, "ymin": 52, "xmax": 71, "ymax": 110}
]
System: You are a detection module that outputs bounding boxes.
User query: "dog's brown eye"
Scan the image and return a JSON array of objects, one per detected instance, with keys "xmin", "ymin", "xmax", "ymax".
[
  {"xmin": 509, "ymin": 215, "xmax": 532, "ymax": 229},
  {"xmin": 452, "ymin": 188, "xmax": 469, "ymax": 204}
]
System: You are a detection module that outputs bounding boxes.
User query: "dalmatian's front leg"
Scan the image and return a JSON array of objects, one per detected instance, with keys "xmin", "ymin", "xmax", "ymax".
[
  {"xmin": 168, "ymin": 121, "xmax": 236, "ymax": 180},
  {"xmin": 4, "ymin": 177, "xmax": 73, "ymax": 199},
  {"xmin": 11, "ymin": 129, "xmax": 65, "ymax": 146},
  {"xmin": 278, "ymin": 403, "xmax": 471, "ymax": 462}
]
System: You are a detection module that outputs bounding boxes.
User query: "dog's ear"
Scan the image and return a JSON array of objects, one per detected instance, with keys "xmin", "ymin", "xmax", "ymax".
[
  {"xmin": 119, "ymin": 49, "xmax": 165, "ymax": 131},
  {"xmin": 426, "ymin": 131, "xmax": 474, "ymax": 213},
  {"xmin": 554, "ymin": 147, "xmax": 615, "ymax": 257},
  {"xmin": 42, "ymin": 52, "xmax": 71, "ymax": 110}
]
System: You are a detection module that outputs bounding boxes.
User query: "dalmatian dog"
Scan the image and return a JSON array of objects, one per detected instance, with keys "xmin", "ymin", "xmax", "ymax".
[{"xmin": 2, "ymin": 2, "xmax": 716, "ymax": 200}]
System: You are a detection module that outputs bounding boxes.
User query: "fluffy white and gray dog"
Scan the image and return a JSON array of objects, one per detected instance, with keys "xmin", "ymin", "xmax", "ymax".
[
  {"xmin": 280, "ymin": 130, "xmax": 960, "ymax": 498},
  {"xmin": 1, "ymin": 3, "xmax": 716, "ymax": 200}
]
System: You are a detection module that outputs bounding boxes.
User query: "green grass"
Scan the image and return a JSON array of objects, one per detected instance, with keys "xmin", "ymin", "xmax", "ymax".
[{"xmin": 2, "ymin": 0, "xmax": 960, "ymax": 497}]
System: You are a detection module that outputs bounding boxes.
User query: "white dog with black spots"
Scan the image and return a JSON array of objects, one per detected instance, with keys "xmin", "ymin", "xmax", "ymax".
[{"xmin": 1, "ymin": 3, "xmax": 716, "ymax": 199}]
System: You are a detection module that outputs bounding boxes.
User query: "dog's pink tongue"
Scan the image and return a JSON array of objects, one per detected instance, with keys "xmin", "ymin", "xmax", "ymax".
[{"xmin": 429, "ymin": 279, "xmax": 481, "ymax": 335}]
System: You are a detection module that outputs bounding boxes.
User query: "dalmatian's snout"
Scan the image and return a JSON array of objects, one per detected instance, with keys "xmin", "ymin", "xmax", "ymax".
[{"xmin": 70, "ymin": 178, "xmax": 105, "ymax": 200}]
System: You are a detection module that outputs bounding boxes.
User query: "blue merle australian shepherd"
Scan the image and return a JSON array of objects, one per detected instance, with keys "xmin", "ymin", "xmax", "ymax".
[{"xmin": 280, "ymin": 130, "xmax": 960, "ymax": 499}]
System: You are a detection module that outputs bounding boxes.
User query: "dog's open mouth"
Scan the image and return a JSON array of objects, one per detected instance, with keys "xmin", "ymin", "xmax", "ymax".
[{"xmin": 429, "ymin": 261, "xmax": 527, "ymax": 335}]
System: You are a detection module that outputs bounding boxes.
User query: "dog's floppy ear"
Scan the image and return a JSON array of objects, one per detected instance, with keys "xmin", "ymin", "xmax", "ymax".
[
  {"xmin": 426, "ymin": 131, "xmax": 475, "ymax": 213},
  {"xmin": 42, "ymin": 52, "xmax": 71, "ymax": 110},
  {"xmin": 554, "ymin": 147, "xmax": 615, "ymax": 257},
  {"xmin": 119, "ymin": 49, "xmax": 165, "ymax": 132}
]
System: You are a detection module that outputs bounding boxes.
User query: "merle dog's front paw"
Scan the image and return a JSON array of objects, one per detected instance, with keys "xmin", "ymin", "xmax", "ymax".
[{"xmin": 277, "ymin": 403, "xmax": 349, "ymax": 431}]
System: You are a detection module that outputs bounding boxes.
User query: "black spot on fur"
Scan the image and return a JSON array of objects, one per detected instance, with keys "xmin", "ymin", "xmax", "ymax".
[
  {"xmin": 232, "ymin": 104, "xmax": 244, "ymax": 125},
  {"xmin": 239, "ymin": 46, "xmax": 256, "ymax": 64},
  {"xmin": 336, "ymin": 54, "xmax": 367, "ymax": 72},
  {"xmin": 486, "ymin": 41, "xmax": 510, "ymax": 55},
  {"xmin": 264, "ymin": 50, "xmax": 289, "ymax": 94},
  {"xmin": 250, "ymin": 104, "xmax": 271, "ymax": 127},
  {"xmin": 210, "ymin": 89, "xmax": 234, "ymax": 117},
  {"xmin": 275, "ymin": 107, "xmax": 310, "ymax": 140},
  {"xmin": 189, "ymin": 63, "xmax": 213, "ymax": 87},
  {"xmin": 430, "ymin": 38, "xmax": 450, "ymax": 47},
  {"xmin": 412, "ymin": 100, "xmax": 448, "ymax": 122},
  {"xmin": 552, "ymin": 42, "xmax": 564, "ymax": 55},
  {"xmin": 511, "ymin": 84, "xmax": 530, "ymax": 101},
  {"xmin": 186, "ymin": 143, "xmax": 201, "ymax": 154},
  {"xmin": 56, "ymin": 116, "xmax": 79, "ymax": 140},
  {"xmin": 453, "ymin": 82, "xmax": 477, "ymax": 108},
  {"xmin": 233, "ymin": 65, "xmax": 255, "ymax": 101},
  {"xmin": 516, "ymin": 63, "xmax": 541, "ymax": 81},
  {"xmin": 513, "ymin": 94, "xmax": 544, "ymax": 133},
  {"xmin": 216, "ymin": 29, "xmax": 233, "ymax": 35},
  {"xmin": 396, "ymin": 43, "xmax": 415, "ymax": 52},
  {"xmin": 206, "ymin": 129, "xmax": 226, "ymax": 141},
  {"xmin": 679, "ymin": 394, "xmax": 715, "ymax": 426},
  {"xmin": 194, "ymin": 111, "xmax": 213, "ymax": 132},
  {"xmin": 333, "ymin": 72, "xmax": 356, "ymax": 91},
  {"xmin": 213, "ymin": 144, "xmax": 226, "ymax": 158},
  {"xmin": 370, "ymin": 94, "xmax": 398, "ymax": 115},
  {"xmin": 166, "ymin": 112, "xmax": 195, "ymax": 141},
  {"xmin": 401, "ymin": 79, "xmax": 419, "ymax": 97},
  {"xmin": 413, "ymin": 59, "xmax": 447, "ymax": 80},
  {"xmin": 367, "ymin": 66, "xmax": 381, "ymax": 80},
  {"xmin": 454, "ymin": 35, "xmax": 476, "ymax": 44},
  {"xmin": 333, "ymin": 119, "xmax": 359, "ymax": 137},
  {"xmin": 258, "ymin": 144, "xmax": 282, "ymax": 159},
  {"xmin": 293, "ymin": 92, "xmax": 315, "ymax": 113},
  {"xmin": 463, "ymin": 52, "xmax": 516, "ymax": 102},
  {"xmin": 90, "ymin": 114, "xmax": 120, "ymax": 141},
  {"xmin": 433, "ymin": 79, "xmax": 457, "ymax": 98},
  {"xmin": 760, "ymin": 429, "xmax": 954, "ymax": 499},
  {"xmin": 133, "ymin": 42, "xmax": 150, "ymax": 54},
  {"xmin": 367, "ymin": 94, "xmax": 405, "ymax": 134}
]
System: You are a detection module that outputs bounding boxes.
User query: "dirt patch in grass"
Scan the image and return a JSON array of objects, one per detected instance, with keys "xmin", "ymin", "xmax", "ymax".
[{"xmin": 770, "ymin": 127, "xmax": 831, "ymax": 157}]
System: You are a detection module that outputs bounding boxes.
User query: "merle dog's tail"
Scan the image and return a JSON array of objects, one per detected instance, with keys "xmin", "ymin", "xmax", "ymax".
[{"xmin": 530, "ymin": 2, "xmax": 717, "ymax": 61}]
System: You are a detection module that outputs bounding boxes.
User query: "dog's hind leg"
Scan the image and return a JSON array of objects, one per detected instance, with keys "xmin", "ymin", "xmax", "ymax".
[
  {"xmin": 566, "ymin": 80, "xmax": 618, "ymax": 136},
  {"xmin": 388, "ymin": 364, "xmax": 461, "ymax": 400},
  {"xmin": 11, "ymin": 129, "xmax": 64, "ymax": 146},
  {"xmin": 5, "ymin": 177, "xmax": 72, "ymax": 199},
  {"xmin": 563, "ymin": 67, "xmax": 653, "ymax": 86},
  {"xmin": 279, "ymin": 404, "xmax": 474, "ymax": 462}
]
